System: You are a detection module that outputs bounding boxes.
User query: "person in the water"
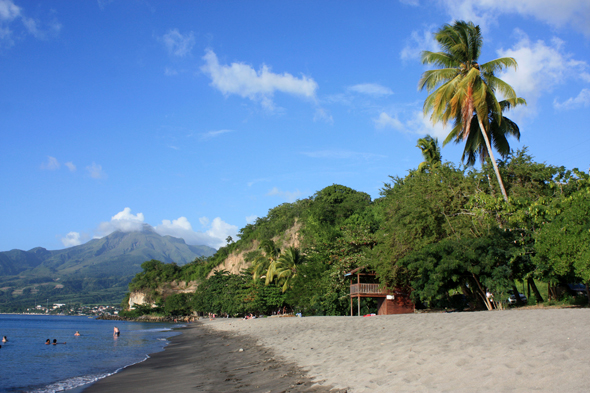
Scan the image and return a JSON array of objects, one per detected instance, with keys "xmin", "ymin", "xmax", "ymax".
[
  {"xmin": 74, "ymin": 331, "xmax": 81, "ymax": 336},
  {"xmin": 45, "ymin": 339, "xmax": 51, "ymax": 345},
  {"xmin": 113, "ymin": 326, "xmax": 120, "ymax": 337}
]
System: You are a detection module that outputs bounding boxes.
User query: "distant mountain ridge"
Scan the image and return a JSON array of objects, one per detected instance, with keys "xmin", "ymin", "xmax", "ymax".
[{"xmin": 0, "ymin": 229, "xmax": 216, "ymax": 311}]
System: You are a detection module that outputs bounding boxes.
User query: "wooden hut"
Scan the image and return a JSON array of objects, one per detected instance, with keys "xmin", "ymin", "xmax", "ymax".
[{"xmin": 345, "ymin": 266, "xmax": 414, "ymax": 316}]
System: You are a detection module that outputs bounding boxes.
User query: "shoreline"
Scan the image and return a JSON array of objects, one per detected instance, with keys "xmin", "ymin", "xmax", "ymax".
[
  {"xmin": 80, "ymin": 309, "xmax": 590, "ymax": 392},
  {"xmin": 81, "ymin": 322, "xmax": 343, "ymax": 392}
]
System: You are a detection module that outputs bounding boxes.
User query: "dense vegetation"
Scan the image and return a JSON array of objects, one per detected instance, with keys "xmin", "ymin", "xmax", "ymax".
[{"xmin": 123, "ymin": 148, "xmax": 590, "ymax": 318}]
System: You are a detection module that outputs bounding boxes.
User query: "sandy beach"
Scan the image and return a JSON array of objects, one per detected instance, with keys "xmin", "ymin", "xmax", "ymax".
[
  {"xmin": 83, "ymin": 323, "xmax": 343, "ymax": 393},
  {"xmin": 86, "ymin": 309, "xmax": 590, "ymax": 392}
]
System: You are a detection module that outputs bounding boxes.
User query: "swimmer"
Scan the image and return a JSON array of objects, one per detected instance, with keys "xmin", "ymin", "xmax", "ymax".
[
  {"xmin": 74, "ymin": 331, "xmax": 80, "ymax": 336},
  {"xmin": 52, "ymin": 339, "xmax": 66, "ymax": 345},
  {"xmin": 113, "ymin": 326, "xmax": 120, "ymax": 337},
  {"xmin": 2, "ymin": 336, "xmax": 7, "ymax": 343},
  {"xmin": 46, "ymin": 339, "xmax": 51, "ymax": 345}
]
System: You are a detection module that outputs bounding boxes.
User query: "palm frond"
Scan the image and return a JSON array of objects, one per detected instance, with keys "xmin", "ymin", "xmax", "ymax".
[
  {"xmin": 418, "ymin": 68, "xmax": 459, "ymax": 92},
  {"xmin": 480, "ymin": 57, "xmax": 518, "ymax": 74},
  {"xmin": 420, "ymin": 51, "xmax": 458, "ymax": 68}
]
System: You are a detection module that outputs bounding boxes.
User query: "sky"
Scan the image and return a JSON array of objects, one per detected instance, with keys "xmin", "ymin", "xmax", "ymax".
[{"xmin": 1, "ymin": 0, "xmax": 589, "ymax": 252}]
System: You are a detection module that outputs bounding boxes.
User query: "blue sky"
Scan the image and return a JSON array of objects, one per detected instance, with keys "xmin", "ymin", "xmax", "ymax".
[{"xmin": 1, "ymin": 0, "xmax": 589, "ymax": 252}]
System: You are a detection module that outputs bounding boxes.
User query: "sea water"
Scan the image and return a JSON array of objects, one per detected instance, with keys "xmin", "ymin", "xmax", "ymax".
[{"xmin": 0, "ymin": 314, "xmax": 180, "ymax": 392}]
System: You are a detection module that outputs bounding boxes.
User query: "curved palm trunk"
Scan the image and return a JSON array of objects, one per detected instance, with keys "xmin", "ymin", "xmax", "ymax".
[{"xmin": 476, "ymin": 116, "xmax": 509, "ymax": 202}]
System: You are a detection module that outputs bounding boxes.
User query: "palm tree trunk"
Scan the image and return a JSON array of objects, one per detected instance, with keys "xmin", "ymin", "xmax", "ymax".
[{"xmin": 476, "ymin": 116, "xmax": 509, "ymax": 202}]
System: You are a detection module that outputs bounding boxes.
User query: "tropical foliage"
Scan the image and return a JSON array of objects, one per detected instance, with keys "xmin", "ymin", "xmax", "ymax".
[
  {"xmin": 119, "ymin": 21, "xmax": 588, "ymax": 317},
  {"xmin": 419, "ymin": 20, "xmax": 522, "ymax": 201},
  {"xmin": 416, "ymin": 135, "xmax": 442, "ymax": 172}
]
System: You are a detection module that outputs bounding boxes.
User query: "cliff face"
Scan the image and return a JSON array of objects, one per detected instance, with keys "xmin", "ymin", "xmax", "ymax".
[
  {"xmin": 128, "ymin": 220, "xmax": 302, "ymax": 308},
  {"xmin": 128, "ymin": 280, "xmax": 199, "ymax": 308},
  {"xmin": 208, "ymin": 220, "xmax": 301, "ymax": 277}
]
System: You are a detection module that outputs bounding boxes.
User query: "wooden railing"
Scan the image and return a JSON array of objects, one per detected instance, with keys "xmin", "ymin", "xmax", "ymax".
[{"xmin": 350, "ymin": 283, "xmax": 388, "ymax": 295}]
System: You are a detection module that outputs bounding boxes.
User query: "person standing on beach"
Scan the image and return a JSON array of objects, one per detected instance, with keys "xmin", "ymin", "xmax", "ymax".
[{"xmin": 113, "ymin": 326, "xmax": 120, "ymax": 338}]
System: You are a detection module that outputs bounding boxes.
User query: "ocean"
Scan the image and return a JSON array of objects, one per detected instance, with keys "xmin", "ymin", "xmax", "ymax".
[{"xmin": 0, "ymin": 314, "xmax": 180, "ymax": 392}]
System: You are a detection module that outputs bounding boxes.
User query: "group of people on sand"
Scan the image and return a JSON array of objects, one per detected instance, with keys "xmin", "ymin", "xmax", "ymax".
[{"xmin": 243, "ymin": 313, "xmax": 257, "ymax": 320}]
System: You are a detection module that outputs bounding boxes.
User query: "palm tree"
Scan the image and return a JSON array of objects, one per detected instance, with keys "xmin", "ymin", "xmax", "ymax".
[
  {"xmin": 266, "ymin": 246, "xmax": 304, "ymax": 292},
  {"xmin": 419, "ymin": 20, "xmax": 523, "ymax": 202},
  {"xmin": 250, "ymin": 239, "xmax": 281, "ymax": 281},
  {"xmin": 445, "ymin": 98, "xmax": 526, "ymax": 166},
  {"xmin": 416, "ymin": 134, "xmax": 442, "ymax": 172}
]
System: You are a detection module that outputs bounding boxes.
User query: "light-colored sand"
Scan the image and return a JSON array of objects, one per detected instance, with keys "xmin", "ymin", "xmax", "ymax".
[{"xmin": 202, "ymin": 309, "xmax": 590, "ymax": 392}]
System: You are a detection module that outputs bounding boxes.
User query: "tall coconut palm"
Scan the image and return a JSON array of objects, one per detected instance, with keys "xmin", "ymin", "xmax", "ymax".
[
  {"xmin": 444, "ymin": 98, "xmax": 526, "ymax": 166},
  {"xmin": 416, "ymin": 134, "xmax": 442, "ymax": 172},
  {"xmin": 419, "ymin": 20, "xmax": 522, "ymax": 202},
  {"xmin": 251, "ymin": 239, "xmax": 281, "ymax": 281},
  {"xmin": 266, "ymin": 246, "xmax": 304, "ymax": 292}
]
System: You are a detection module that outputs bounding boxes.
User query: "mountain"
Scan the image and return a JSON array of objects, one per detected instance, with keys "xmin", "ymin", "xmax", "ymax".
[{"xmin": 0, "ymin": 229, "xmax": 216, "ymax": 311}]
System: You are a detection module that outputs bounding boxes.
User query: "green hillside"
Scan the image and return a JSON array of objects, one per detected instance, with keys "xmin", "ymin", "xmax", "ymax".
[
  {"xmin": 0, "ymin": 228, "xmax": 215, "ymax": 312},
  {"xmin": 124, "ymin": 150, "xmax": 590, "ymax": 318}
]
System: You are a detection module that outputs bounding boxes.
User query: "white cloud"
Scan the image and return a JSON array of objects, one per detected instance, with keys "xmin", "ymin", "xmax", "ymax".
[
  {"xmin": 348, "ymin": 83, "xmax": 393, "ymax": 96},
  {"xmin": 155, "ymin": 216, "xmax": 238, "ymax": 249},
  {"xmin": 40, "ymin": 156, "xmax": 60, "ymax": 170},
  {"xmin": 374, "ymin": 111, "xmax": 449, "ymax": 139},
  {"xmin": 72, "ymin": 208, "xmax": 237, "ymax": 250},
  {"xmin": 436, "ymin": 0, "xmax": 590, "ymax": 36},
  {"xmin": 201, "ymin": 129, "xmax": 232, "ymax": 140},
  {"xmin": 374, "ymin": 112, "xmax": 405, "ymax": 131},
  {"xmin": 64, "ymin": 161, "xmax": 76, "ymax": 172},
  {"xmin": 97, "ymin": 0, "xmax": 114, "ymax": 11},
  {"xmin": 61, "ymin": 232, "xmax": 81, "ymax": 247},
  {"xmin": 400, "ymin": 27, "xmax": 438, "ymax": 61},
  {"xmin": 164, "ymin": 67, "xmax": 178, "ymax": 76},
  {"xmin": 554, "ymin": 88, "xmax": 590, "ymax": 110},
  {"xmin": 200, "ymin": 49, "xmax": 318, "ymax": 110},
  {"xmin": 86, "ymin": 162, "xmax": 107, "ymax": 179},
  {"xmin": 245, "ymin": 215, "xmax": 258, "ymax": 224},
  {"xmin": 433, "ymin": 0, "xmax": 590, "ymax": 36},
  {"xmin": 97, "ymin": 207, "xmax": 145, "ymax": 236},
  {"xmin": 497, "ymin": 31, "xmax": 589, "ymax": 117},
  {"xmin": 0, "ymin": 0, "xmax": 60, "ymax": 45},
  {"xmin": 313, "ymin": 107, "xmax": 333, "ymax": 124},
  {"xmin": 0, "ymin": 0, "xmax": 20, "ymax": 21},
  {"xmin": 267, "ymin": 187, "xmax": 302, "ymax": 203},
  {"xmin": 161, "ymin": 29, "xmax": 195, "ymax": 57}
]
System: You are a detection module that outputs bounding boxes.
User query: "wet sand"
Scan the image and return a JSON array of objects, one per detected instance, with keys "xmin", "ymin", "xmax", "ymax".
[{"xmin": 83, "ymin": 323, "xmax": 343, "ymax": 393}]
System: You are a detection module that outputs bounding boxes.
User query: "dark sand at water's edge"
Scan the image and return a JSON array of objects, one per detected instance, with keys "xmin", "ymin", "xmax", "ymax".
[{"xmin": 83, "ymin": 323, "xmax": 344, "ymax": 393}]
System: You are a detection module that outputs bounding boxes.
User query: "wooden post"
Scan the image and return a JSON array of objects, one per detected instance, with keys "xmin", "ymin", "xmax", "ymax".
[
  {"xmin": 357, "ymin": 272, "xmax": 361, "ymax": 317},
  {"xmin": 350, "ymin": 277, "xmax": 353, "ymax": 316}
]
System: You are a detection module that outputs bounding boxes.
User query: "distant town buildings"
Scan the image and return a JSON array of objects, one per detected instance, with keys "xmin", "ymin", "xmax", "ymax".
[{"xmin": 25, "ymin": 304, "xmax": 120, "ymax": 316}]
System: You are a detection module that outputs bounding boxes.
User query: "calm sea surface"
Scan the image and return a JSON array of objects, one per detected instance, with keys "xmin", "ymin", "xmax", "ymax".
[{"xmin": 0, "ymin": 314, "xmax": 180, "ymax": 392}]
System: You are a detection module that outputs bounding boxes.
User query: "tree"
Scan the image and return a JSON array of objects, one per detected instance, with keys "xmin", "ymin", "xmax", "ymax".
[
  {"xmin": 416, "ymin": 135, "xmax": 442, "ymax": 172},
  {"xmin": 250, "ymin": 239, "xmax": 281, "ymax": 281},
  {"xmin": 534, "ymin": 188, "xmax": 590, "ymax": 302},
  {"xmin": 266, "ymin": 246, "xmax": 304, "ymax": 292},
  {"xmin": 419, "ymin": 20, "xmax": 522, "ymax": 202},
  {"xmin": 444, "ymin": 98, "xmax": 526, "ymax": 166}
]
